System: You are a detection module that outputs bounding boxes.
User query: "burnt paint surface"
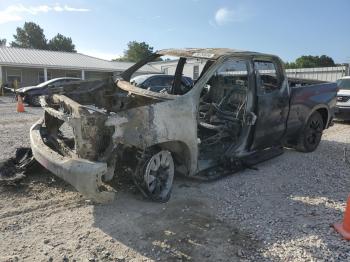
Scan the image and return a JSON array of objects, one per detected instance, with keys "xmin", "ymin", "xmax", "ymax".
[{"xmin": 105, "ymin": 88, "xmax": 200, "ymax": 175}]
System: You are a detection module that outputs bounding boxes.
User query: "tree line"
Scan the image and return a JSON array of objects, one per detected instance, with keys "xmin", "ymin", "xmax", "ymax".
[
  {"xmin": 0, "ymin": 22, "xmax": 155, "ymax": 61},
  {"xmin": 113, "ymin": 41, "xmax": 161, "ymax": 62},
  {"xmin": 285, "ymin": 55, "xmax": 338, "ymax": 69},
  {"xmin": 0, "ymin": 22, "xmax": 341, "ymax": 66},
  {"xmin": 0, "ymin": 22, "xmax": 76, "ymax": 52}
]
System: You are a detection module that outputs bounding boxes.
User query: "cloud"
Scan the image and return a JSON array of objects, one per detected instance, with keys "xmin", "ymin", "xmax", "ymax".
[
  {"xmin": 0, "ymin": 4, "xmax": 90, "ymax": 24},
  {"xmin": 213, "ymin": 7, "xmax": 251, "ymax": 26},
  {"xmin": 62, "ymin": 5, "xmax": 90, "ymax": 12},
  {"xmin": 0, "ymin": 13, "xmax": 22, "ymax": 24},
  {"xmin": 165, "ymin": 28, "xmax": 176, "ymax": 32}
]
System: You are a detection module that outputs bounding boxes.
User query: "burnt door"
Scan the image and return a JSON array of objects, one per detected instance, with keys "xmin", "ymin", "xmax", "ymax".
[{"xmin": 251, "ymin": 59, "xmax": 290, "ymax": 150}]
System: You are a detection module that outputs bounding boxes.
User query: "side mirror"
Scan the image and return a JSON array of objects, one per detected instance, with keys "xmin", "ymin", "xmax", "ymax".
[{"xmin": 48, "ymin": 84, "xmax": 54, "ymax": 88}]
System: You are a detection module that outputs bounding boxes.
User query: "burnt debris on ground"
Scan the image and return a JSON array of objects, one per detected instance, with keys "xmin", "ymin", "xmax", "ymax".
[{"xmin": 0, "ymin": 147, "xmax": 41, "ymax": 184}]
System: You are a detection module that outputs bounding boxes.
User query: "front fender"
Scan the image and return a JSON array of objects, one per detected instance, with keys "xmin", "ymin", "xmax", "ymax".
[{"xmin": 105, "ymin": 95, "xmax": 199, "ymax": 175}]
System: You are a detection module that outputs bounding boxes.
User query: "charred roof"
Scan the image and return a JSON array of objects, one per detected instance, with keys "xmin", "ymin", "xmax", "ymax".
[{"xmin": 157, "ymin": 48, "xmax": 268, "ymax": 60}]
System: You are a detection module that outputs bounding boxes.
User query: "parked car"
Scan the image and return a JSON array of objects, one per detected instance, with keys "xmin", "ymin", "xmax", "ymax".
[
  {"xmin": 16, "ymin": 77, "xmax": 80, "ymax": 106},
  {"xmin": 335, "ymin": 76, "xmax": 350, "ymax": 120},
  {"xmin": 131, "ymin": 74, "xmax": 193, "ymax": 94},
  {"xmin": 29, "ymin": 48, "xmax": 337, "ymax": 203}
]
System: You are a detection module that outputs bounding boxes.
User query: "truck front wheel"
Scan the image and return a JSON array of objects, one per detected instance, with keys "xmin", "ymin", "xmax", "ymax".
[
  {"xmin": 296, "ymin": 111, "xmax": 324, "ymax": 152},
  {"xmin": 133, "ymin": 149, "xmax": 174, "ymax": 202}
]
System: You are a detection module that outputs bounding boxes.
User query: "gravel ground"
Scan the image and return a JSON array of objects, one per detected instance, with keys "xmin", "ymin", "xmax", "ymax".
[{"xmin": 0, "ymin": 95, "xmax": 349, "ymax": 261}]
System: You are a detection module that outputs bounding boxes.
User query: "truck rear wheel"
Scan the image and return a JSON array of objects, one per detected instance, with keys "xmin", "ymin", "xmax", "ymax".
[{"xmin": 296, "ymin": 111, "xmax": 324, "ymax": 152}]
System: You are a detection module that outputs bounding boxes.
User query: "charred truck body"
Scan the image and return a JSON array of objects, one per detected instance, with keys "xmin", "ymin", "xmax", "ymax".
[{"xmin": 29, "ymin": 48, "xmax": 338, "ymax": 202}]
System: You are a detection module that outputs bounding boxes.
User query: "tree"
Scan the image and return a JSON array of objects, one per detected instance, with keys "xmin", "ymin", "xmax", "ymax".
[
  {"xmin": 285, "ymin": 55, "xmax": 336, "ymax": 69},
  {"xmin": 10, "ymin": 22, "xmax": 47, "ymax": 49},
  {"xmin": 284, "ymin": 61, "xmax": 296, "ymax": 69},
  {"xmin": 48, "ymin": 33, "xmax": 76, "ymax": 52},
  {"xmin": 0, "ymin": 38, "xmax": 6, "ymax": 46},
  {"xmin": 318, "ymin": 55, "xmax": 336, "ymax": 67},
  {"xmin": 9, "ymin": 22, "xmax": 77, "ymax": 52},
  {"xmin": 114, "ymin": 41, "xmax": 156, "ymax": 62}
]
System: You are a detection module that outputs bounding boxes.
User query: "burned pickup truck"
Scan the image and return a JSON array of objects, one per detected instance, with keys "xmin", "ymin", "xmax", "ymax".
[{"xmin": 30, "ymin": 48, "xmax": 337, "ymax": 202}]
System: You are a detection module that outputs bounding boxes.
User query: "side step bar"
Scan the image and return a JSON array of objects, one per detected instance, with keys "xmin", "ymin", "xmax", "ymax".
[{"xmin": 193, "ymin": 146, "xmax": 284, "ymax": 181}]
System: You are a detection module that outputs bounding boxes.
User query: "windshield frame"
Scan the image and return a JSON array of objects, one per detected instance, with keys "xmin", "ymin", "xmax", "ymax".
[
  {"xmin": 115, "ymin": 52, "xmax": 216, "ymax": 99},
  {"xmin": 337, "ymin": 78, "xmax": 350, "ymax": 90}
]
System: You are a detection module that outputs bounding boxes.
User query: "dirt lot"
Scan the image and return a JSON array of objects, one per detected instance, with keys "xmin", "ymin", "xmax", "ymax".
[{"xmin": 0, "ymin": 95, "xmax": 349, "ymax": 262}]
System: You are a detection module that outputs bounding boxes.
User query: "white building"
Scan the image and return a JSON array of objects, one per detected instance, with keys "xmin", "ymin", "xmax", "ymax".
[
  {"xmin": 0, "ymin": 47, "xmax": 159, "ymax": 88},
  {"xmin": 149, "ymin": 58, "xmax": 207, "ymax": 80}
]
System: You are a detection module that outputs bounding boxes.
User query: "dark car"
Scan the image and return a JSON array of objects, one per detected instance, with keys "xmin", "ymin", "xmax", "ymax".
[
  {"xmin": 131, "ymin": 74, "xmax": 193, "ymax": 94},
  {"xmin": 16, "ymin": 77, "xmax": 80, "ymax": 106}
]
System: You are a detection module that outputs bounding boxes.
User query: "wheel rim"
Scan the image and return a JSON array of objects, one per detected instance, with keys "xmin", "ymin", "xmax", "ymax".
[
  {"xmin": 144, "ymin": 150, "xmax": 174, "ymax": 200},
  {"xmin": 32, "ymin": 96, "xmax": 40, "ymax": 105},
  {"xmin": 306, "ymin": 118, "xmax": 322, "ymax": 146}
]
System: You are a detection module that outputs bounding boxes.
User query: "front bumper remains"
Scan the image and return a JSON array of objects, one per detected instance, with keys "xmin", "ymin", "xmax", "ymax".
[{"xmin": 30, "ymin": 118, "xmax": 115, "ymax": 203}]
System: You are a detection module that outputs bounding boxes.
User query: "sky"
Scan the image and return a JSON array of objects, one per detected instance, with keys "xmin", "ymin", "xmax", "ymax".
[{"xmin": 0, "ymin": 0, "xmax": 349, "ymax": 63}]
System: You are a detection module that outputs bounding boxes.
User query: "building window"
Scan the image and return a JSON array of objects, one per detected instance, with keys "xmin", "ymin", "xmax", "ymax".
[
  {"xmin": 193, "ymin": 65, "xmax": 199, "ymax": 80},
  {"xmin": 6, "ymin": 69, "xmax": 22, "ymax": 88},
  {"xmin": 66, "ymin": 72, "xmax": 79, "ymax": 78},
  {"xmin": 38, "ymin": 71, "xmax": 52, "ymax": 83}
]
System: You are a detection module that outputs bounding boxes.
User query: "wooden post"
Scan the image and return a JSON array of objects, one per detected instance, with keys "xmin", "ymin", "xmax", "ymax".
[
  {"xmin": 13, "ymin": 79, "xmax": 18, "ymax": 92},
  {"xmin": 44, "ymin": 68, "xmax": 48, "ymax": 82}
]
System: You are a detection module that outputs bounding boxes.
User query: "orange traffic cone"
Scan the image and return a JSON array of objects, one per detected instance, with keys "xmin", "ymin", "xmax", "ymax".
[
  {"xmin": 333, "ymin": 195, "xmax": 350, "ymax": 240},
  {"xmin": 17, "ymin": 95, "xmax": 25, "ymax": 113}
]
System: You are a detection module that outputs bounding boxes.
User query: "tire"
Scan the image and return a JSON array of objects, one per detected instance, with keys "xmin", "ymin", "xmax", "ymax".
[
  {"xmin": 29, "ymin": 95, "xmax": 41, "ymax": 107},
  {"xmin": 295, "ymin": 111, "xmax": 324, "ymax": 152},
  {"xmin": 133, "ymin": 149, "xmax": 174, "ymax": 202}
]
